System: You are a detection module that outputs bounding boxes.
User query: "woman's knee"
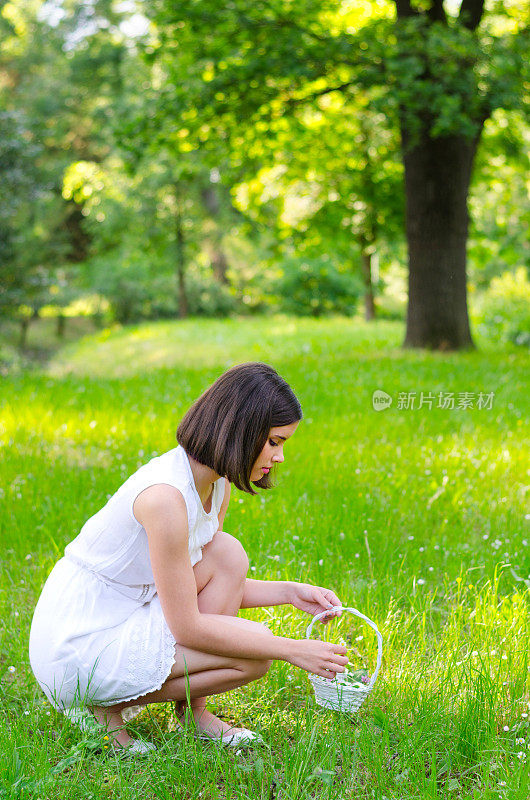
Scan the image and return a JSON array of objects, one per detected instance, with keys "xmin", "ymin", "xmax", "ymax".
[{"xmin": 209, "ymin": 531, "xmax": 250, "ymax": 577}]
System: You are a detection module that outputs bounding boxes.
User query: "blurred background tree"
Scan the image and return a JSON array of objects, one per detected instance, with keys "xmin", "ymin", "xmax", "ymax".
[
  {"xmin": 147, "ymin": 0, "xmax": 528, "ymax": 349},
  {"xmin": 0, "ymin": 0, "xmax": 528, "ymax": 355}
]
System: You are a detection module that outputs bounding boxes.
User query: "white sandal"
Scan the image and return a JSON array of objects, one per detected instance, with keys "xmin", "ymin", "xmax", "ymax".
[
  {"xmin": 114, "ymin": 739, "xmax": 157, "ymax": 757},
  {"xmin": 195, "ymin": 727, "xmax": 264, "ymax": 747},
  {"xmin": 64, "ymin": 707, "xmax": 156, "ymax": 756},
  {"xmin": 64, "ymin": 707, "xmax": 99, "ymax": 731}
]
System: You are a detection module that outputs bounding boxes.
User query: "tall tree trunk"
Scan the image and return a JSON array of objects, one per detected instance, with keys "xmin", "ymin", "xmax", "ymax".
[
  {"xmin": 56, "ymin": 313, "xmax": 66, "ymax": 338},
  {"xmin": 19, "ymin": 308, "xmax": 39, "ymax": 349},
  {"xmin": 360, "ymin": 247, "xmax": 376, "ymax": 321},
  {"xmin": 201, "ymin": 185, "xmax": 230, "ymax": 285},
  {"xmin": 401, "ymin": 131, "xmax": 481, "ymax": 350},
  {"xmin": 174, "ymin": 183, "xmax": 188, "ymax": 319},
  {"xmin": 210, "ymin": 249, "xmax": 229, "ymax": 284},
  {"xmin": 19, "ymin": 317, "xmax": 30, "ymax": 349}
]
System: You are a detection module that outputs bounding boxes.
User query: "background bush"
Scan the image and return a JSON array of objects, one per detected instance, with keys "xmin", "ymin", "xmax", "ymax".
[
  {"xmin": 270, "ymin": 257, "xmax": 363, "ymax": 317},
  {"xmin": 472, "ymin": 267, "xmax": 530, "ymax": 347}
]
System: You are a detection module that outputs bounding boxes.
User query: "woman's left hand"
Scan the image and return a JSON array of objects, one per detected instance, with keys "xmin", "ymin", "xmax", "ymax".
[{"xmin": 287, "ymin": 582, "xmax": 343, "ymax": 624}]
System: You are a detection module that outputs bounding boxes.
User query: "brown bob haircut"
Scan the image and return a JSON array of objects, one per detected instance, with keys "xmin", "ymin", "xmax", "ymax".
[{"xmin": 177, "ymin": 362, "xmax": 302, "ymax": 494}]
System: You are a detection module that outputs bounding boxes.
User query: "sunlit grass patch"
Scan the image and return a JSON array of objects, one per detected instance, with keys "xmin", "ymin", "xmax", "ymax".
[{"xmin": 1, "ymin": 314, "xmax": 528, "ymax": 798}]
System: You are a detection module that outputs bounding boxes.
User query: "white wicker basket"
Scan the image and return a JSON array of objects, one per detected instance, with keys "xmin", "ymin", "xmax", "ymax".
[{"xmin": 306, "ymin": 605, "xmax": 383, "ymax": 713}]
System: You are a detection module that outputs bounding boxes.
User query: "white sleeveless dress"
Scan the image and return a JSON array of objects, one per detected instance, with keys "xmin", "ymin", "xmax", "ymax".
[{"xmin": 29, "ymin": 445, "xmax": 226, "ymax": 713}]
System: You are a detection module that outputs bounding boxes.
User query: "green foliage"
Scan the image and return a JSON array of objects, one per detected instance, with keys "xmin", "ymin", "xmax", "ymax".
[
  {"xmin": 148, "ymin": 0, "xmax": 528, "ymax": 146},
  {"xmin": 469, "ymin": 110, "xmax": 530, "ymax": 287},
  {"xmin": 185, "ymin": 275, "xmax": 239, "ymax": 318},
  {"xmin": 0, "ymin": 108, "xmax": 69, "ymax": 318},
  {"xmin": 1, "ymin": 0, "xmax": 530, "ymax": 347},
  {"xmin": 472, "ymin": 267, "xmax": 530, "ymax": 348},
  {"xmin": 146, "ymin": 0, "xmax": 529, "ymax": 348},
  {"xmin": 89, "ymin": 255, "xmax": 241, "ymax": 323},
  {"xmin": 271, "ymin": 257, "xmax": 362, "ymax": 317}
]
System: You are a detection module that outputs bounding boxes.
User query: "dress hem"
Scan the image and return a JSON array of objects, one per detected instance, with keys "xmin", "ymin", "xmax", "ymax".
[{"xmin": 96, "ymin": 620, "xmax": 176, "ymax": 709}]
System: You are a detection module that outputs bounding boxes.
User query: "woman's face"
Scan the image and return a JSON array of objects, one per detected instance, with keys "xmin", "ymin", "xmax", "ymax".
[{"xmin": 250, "ymin": 420, "xmax": 300, "ymax": 482}]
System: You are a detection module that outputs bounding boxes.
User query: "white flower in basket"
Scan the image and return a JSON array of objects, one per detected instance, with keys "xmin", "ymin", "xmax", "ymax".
[{"xmin": 305, "ymin": 606, "xmax": 383, "ymax": 713}]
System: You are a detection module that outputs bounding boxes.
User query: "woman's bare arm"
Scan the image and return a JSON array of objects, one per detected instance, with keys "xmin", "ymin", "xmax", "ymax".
[
  {"xmin": 134, "ymin": 484, "xmax": 293, "ymax": 662},
  {"xmin": 216, "ymin": 478, "xmax": 231, "ymax": 532},
  {"xmin": 241, "ymin": 579, "xmax": 293, "ymax": 608}
]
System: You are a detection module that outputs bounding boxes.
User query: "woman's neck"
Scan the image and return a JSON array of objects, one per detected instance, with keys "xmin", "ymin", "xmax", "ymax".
[{"xmin": 187, "ymin": 455, "xmax": 221, "ymax": 505}]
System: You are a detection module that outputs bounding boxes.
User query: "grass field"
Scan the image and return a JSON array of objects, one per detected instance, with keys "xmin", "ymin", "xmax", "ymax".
[{"xmin": 1, "ymin": 315, "xmax": 529, "ymax": 799}]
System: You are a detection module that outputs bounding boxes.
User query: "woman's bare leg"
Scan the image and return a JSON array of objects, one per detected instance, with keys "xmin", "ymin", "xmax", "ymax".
[
  {"xmin": 91, "ymin": 531, "xmax": 262, "ymax": 744},
  {"xmin": 174, "ymin": 532, "xmax": 249, "ymax": 735},
  {"xmin": 91, "ymin": 620, "xmax": 270, "ymax": 747}
]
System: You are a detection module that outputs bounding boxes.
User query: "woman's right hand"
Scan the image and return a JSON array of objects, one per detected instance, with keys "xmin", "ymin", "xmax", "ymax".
[{"xmin": 285, "ymin": 638, "xmax": 349, "ymax": 679}]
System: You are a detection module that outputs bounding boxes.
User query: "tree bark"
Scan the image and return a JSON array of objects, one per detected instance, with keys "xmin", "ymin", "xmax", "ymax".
[
  {"xmin": 401, "ymin": 131, "xmax": 480, "ymax": 350},
  {"xmin": 360, "ymin": 248, "xmax": 376, "ymax": 321},
  {"xmin": 19, "ymin": 317, "xmax": 30, "ymax": 349},
  {"xmin": 174, "ymin": 183, "xmax": 188, "ymax": 319},
  {"xmin": 19, "ymin": 308, "xmax": 39, "ymax": 349},
  {"xmin": 210, "ymin": 248, "xmax": 229, "ymax": 284},
  {"xmin": 201, "ymin": 185, "xmax": 230, "ymax": 285},
  {"xmin": 57, "ymin": 313, "xmax": 66, "ymax": 338}
]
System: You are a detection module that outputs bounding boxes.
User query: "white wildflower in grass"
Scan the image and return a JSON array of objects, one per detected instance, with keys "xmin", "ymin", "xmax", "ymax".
[
  {"xmin": 318, "ymin": 559, "xmax": 324, "ymax": 566},
  {"xmin": 503, "ymin": 726, "xmax": 510, "ymax": 732},
  {"xmin": 498, "ymin": 781, "xmax": 507, "ymax": 787},
  {"xmin": 492, "ymin": 539, "xmax": 502, "ymax": 550},
  {"xmin": 339, "ymin": 532, "xmax": 345, "ymax": 540},
  {"xmin": 515, "ymin": 738, "xmax": 525, "ymax": 745},
  {"xmin": 355, "ymin": 553, "xmax": 360, "ymax": 558},
  {"xmin": 408, "ymin": 535, "xmax": 414, "ymax": 541},
  {"xmin": 491, "ymin": 649, "xmax": 497, "ymax": 655},
  {"xmin": 417, "ymin": 578, "xmax": 426, "ymax": 585},
  {"xmin": 250, "ymin": 566, "xmax": 256, "ymax": 572},
  {"xmin": 472, "ymin": 651, "xmax": 478, "ymax": 656},
  {"xmin": 419, "ymin": 546, "xmax": 425, "ymax": 552},
  {"xmin": 483, "ymin": 534, "xmax": 489, "ymax": 540},
  {"xmin": 8, "ymin": 666, "xmax": 15, "ymax": 673},
  {"xmin": 502, "ymin": 654, "xmax": 508, "ymax": 660},
  {"xmin": 428, "ymin": 566, "xmax": 434, "ymax": 571},
  {"xmin": 521, "ymin": 713, "xmax": 528, "ymax": 718},
  {"xmin": 293, "ymin": 535, "xmax": 299, "ymax": 541},
  {"xmin": 516, "ymin": 752, "xmax": 526, "ymax": 760},
  {"xmin": 434, "ymin": 544, "xmax": 440, "ymax": 550},
  {"xmin": 25, "ymin": 554, "xmax": 32, "ymax": 560}
]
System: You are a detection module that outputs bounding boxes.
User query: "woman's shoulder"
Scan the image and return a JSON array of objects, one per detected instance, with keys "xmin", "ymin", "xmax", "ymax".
[
  {"xmin": 131, "ymin": 446, "xmax": 188, "ymax": 482},
  {"xmin": 123, "ymin": 446, "xmax": 199, "ymax": 527},
  {"xmin": 113, "ymin": 446, "xmax": 194, "ymax": 506}
]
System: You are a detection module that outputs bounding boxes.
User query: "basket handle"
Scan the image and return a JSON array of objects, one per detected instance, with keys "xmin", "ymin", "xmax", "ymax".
[{"xmin": 305, "ymin": 605, "xmax": 383, "ymax": 690}]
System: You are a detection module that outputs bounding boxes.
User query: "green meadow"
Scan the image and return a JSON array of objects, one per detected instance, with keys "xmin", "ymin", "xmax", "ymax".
[{"xmin": 1, "ymin": 315, "xmax": 529, "ymax": 799}]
